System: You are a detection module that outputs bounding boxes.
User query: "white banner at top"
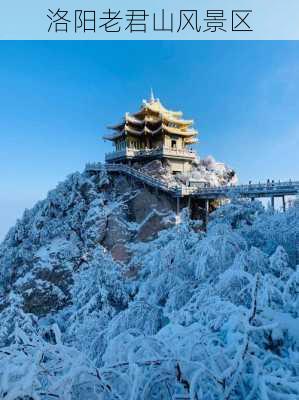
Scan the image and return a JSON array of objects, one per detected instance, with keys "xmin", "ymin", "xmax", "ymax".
[{"xmin": 1, "ymin": 0, "xmax": 299, "ymax": 40}]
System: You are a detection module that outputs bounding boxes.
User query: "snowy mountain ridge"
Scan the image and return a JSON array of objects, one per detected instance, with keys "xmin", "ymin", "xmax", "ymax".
[{"xmin": 0, "ymin": 161, "xmax": 298, "ymax": 399}]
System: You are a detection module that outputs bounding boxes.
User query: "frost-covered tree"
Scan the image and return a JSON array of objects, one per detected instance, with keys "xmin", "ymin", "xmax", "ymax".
[{"xmin": 0, "ymin": 167, "xmax": 298, "ymax": 399}]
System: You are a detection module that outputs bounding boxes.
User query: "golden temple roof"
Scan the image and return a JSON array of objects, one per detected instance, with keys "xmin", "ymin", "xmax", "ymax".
[
  {"xmin": 141, "ymin": 98, "xmax": 183, "ymax": 118},
  {"xmin": 104, "ymin": 95, "xmax": 198, "ymax": 141}
]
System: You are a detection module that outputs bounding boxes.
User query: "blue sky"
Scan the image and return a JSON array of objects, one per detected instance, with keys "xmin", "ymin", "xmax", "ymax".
[{"xmin": 0, "ymin": 41, "xmax": 299, "ymax": 240}]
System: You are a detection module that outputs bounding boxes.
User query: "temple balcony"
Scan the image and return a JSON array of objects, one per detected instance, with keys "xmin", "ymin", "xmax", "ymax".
[{"xmin": 105, "ymin": 146, "xmax": 196, "ymax": 163}]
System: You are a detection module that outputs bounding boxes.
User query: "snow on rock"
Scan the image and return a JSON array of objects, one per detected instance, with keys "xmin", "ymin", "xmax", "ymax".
[
  {"xmin": 133, "ymin": 156, "xmax": 237, "ymax": 188},
  {"xmin": 0, "ymin": 164, "xmax": 298, "ymax": 399},
  {"xmin": 136, "ymin": 209, "xmax": 175, "ymax": 242}
]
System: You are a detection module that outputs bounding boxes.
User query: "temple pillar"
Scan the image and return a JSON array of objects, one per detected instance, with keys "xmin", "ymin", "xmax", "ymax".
[{"xmin": 146, "ymin": 136, "xmax": 150, "ymax": 149}]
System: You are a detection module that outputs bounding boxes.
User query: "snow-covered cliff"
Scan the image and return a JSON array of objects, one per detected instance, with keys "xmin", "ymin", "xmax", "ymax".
[
  {"xmin": 133, "ymin": 155, "xmax": 238, "ymax": 187},
  {"xmin": 0, "ymin": 163, "xmax": 298, "ymax": 399}
]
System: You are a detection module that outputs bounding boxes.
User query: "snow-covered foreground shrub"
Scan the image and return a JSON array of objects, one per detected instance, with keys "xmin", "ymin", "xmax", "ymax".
[{"xmin": 0, "ymin": 169, "xmax": 298, "ymax": 399}]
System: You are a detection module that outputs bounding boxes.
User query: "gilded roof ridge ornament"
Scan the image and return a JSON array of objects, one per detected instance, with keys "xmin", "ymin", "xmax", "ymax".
[{"xmin": 150, "ymin": 88, "xmax": 155, "ymax": 103}]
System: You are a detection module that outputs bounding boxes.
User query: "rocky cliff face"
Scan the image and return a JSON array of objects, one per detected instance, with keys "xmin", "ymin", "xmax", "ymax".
[
  {"xmin": 0, "ymin": 158, "xmax": 237, "ymax": 319},
  {"xmin": 0, "ymin": 167, "xmax": 168, "ymax": 317},
  {"xmin": 1, "ymin": 160, "xmax": 297, "ymax": 399}
]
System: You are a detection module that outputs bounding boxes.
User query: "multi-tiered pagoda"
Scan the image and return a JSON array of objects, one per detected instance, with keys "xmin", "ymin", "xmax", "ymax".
[{"xmin": 104, "ymin": 93, "xmax": 198, "ymax": 174}]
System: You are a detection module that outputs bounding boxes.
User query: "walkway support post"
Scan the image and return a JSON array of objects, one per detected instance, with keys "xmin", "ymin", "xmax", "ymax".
[
  {"xmin": 282, "ymin": 196, "xmax": 286, "ymax": 212},
  {"xmin": 176, "ymin": 196, "xmax": 181, "ymax": 224},
  {"xmin": 204, "ymin": 199, "xmax": 209, "ymax": 231},
  {"xmin": 187, "ymin": 196, "xmax": 191, "ymax": 217},
  {"xmin": 176, "ymin": 196, "xmax": 180, "ymax": 216},
  {"xmin": 271, "ymin": 196, "xmax": 275, "ymax": 210}
]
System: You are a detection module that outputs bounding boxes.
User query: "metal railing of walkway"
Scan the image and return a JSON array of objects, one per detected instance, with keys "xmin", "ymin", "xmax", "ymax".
[{"xmin": 85, "ymin": 162, "xmax": 299, "ymax": 200}]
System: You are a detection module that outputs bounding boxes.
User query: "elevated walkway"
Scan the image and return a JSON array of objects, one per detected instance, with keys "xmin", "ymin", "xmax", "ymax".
[
  {"xmin": 85, "ymin": 162, "xmax": 299, "ymax": 202},
  {"xmin": 86, "ymin": 162, "xmax": 182, "ymax": 196}
]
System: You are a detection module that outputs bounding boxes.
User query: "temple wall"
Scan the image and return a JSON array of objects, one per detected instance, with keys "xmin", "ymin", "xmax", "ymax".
[
  {"xmin": 167, "ymin": 159, "xmax": 192, "ymax": 174},
  {"xmin": 164, "ymin": 135, "xmax": 183, "ymax": 149}
]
